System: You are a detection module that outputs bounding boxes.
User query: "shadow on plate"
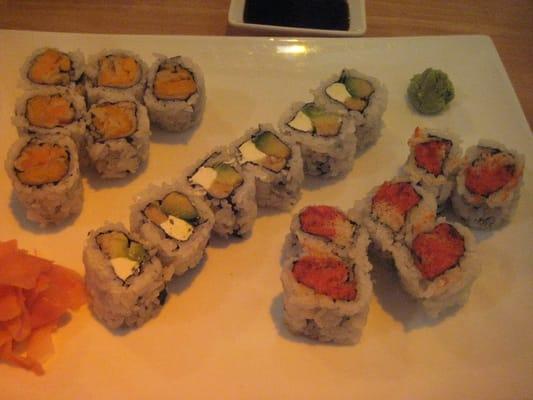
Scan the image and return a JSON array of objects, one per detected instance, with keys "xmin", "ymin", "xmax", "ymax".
[
  {"xmin": 8, "ymin": 191, "xmax": 81, "ymax": 234},
  {"xmin": 369, "ymin": 247, "xmax": 461, "ymax": 331},
  {"xmin": 166, "ymin": 255, "xmax": 207, "ymax": 296},
  {"xmin": 83, "ymin": 158, "xmax": 149, "ymax": 191},
  {"xmin": 149, "ymin": 121, "xmax": 201, "ymax": 145}
]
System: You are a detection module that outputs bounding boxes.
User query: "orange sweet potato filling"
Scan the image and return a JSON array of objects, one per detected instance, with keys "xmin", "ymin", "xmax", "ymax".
[
  {"xmin": 0, "ymin": 240, "xmax": 86, "ymax": 375},
  {"xmin": 26, "ymin": 95, "xmax": 75, "ymax": 129}
]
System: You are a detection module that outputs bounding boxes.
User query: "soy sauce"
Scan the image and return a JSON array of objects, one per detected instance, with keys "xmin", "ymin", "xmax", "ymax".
[{"xmin": 243, "ymin": 0, "xmax": 350, "ymax": 31}]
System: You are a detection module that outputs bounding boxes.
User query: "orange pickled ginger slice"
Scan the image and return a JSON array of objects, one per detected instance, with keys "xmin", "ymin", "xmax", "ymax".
[{"xmin": 0, "ymin": 240, "xmax": 86, "ymax": 375}]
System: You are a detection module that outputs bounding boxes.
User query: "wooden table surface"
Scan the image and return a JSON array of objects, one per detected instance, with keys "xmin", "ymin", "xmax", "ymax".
[{"xmin": 1, "ymin": 0, "xmax": 531, "ymax": 127}]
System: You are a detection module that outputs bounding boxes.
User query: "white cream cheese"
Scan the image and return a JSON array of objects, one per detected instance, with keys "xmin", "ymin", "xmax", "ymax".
[
  {"xmin": 238, "ymin": 139, "xmax": 266, "ymax": 164},
  {"xmin": 325, "ymin": 82, "xmax": 351, "ymax": 103},
  {"xmin": 288, "ymin": 110, "xmax": 313, "ymax": 132},
  {"xmin": 111, "ymin": 257, "xmax": 139, "ymax": 281},
  {"xmin": 190, "ymin": 166, "xmax": 217, "ymax": 190},
  {"xmin": 160, "ymin": 215, "xmax": 194, "ymax": 241}
]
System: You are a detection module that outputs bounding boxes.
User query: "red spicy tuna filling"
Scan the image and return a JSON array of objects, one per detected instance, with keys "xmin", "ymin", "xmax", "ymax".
[
  {"xmin": 292, "ymin": 256, "xmax": 357, "ymax": 301},
  {"xmin": 415, "ymin": 138, "xmax": 452, "ymax": 176},
  {"xmin": 371, "ymin": 182, "xmax": 422, "ymax": 231},
  {"xmin": 465, "ymin": 149, "xmax": 515, "ymax": 196},
  {"xmin": 299, "ymin": 205, "xmax": 347, "ymax": 240},
  {"xmin": 412, "ymin": 223, "xmax": 465, "ymax": 280}
]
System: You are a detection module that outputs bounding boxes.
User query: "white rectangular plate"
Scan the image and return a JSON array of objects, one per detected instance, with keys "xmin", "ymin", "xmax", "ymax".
[{"xmin": 0, "ymin": 30, "xmax": 531, "ymax": 399}]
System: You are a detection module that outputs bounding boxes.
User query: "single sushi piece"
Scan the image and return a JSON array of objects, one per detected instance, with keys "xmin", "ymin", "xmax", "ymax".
[
  {"xmin": 4, "ymin": 133, "xmax": 83, "ymax": 226},
  {"xmin": 21, "ymin": 47, "xmax": 84, "ymax": 88},
  {"xmin": 85, "ymin": 95, "xmax": 151, "ymax": 178},
  {"xmin": 12, "ymin": 87, "xmax": 87, "ymax": 159},
  {"xmin": 314, "ymin": 69, "xmax": 388, "ymax": 151},
  {"xmin": 130, "ymin": 182, "xmax": 215, "ymax": 279},
  {"xmin": 279, "ymin": 101, "xmax": 357, "ymax": 177},
  {"xmin": 290, "ymin": 205, "xmax": 362, "ymax": 259},
  {"xmin": 83, "ymin": 223, "xmax": 167, "ymax": 329},
  {"xmin": 144, "ymin": 55, "xmax": 205, "ymax": 133},
  {"xmin": 390, "ymin": 218, "xmax": 479, "ymax": 317},
  {"xmin": 281, "ymin": 235, "xmax": 373, "ymax": 344},
  {"xmin": 85, "ymin": 50, "xmax": 147, "ymax": 104},
  {"xmin": 186, "ymin": 147, "xmax": 257, "ymax": 238},
  {"xmin": 233, "ymin": 124, "xmax": 304, "ymax": 210},
  {"xmin": 351, "ymin": 178, "xmax": 437, "ymax": 255},
  {"xmin": 403, "ymin": 127, "xmax": 462, "ymax": 206},
  {"xmin": 452, "ymin": 141, "xmax": 525, "ymax": 229}
]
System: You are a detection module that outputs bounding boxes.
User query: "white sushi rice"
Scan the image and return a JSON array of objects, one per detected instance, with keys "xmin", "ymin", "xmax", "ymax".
[
  {"xmin": 313, "ymin": 68, "xmax": 388, "ymax": 152},
  {"xmin": 232, "ymin": 123, "xmax": 304, "ymax": 210},
  {"xmin": 83, "ymin": 223, "xmax": 167, "ymax": 329},
  {"xmin": 5, "ymin": 133, "xmax": 83, "ymax": 226},
  {"xmin": 279, "ymin": 102, "xmax": 357, "ymax": 177},
  {"xmin": 130, "ymin": 181, "xmax": 215, "ymax": 279},
  {"xmin": 350, "ymin": 177, "xmax": 437, "ymax": 256},
  {"xmin": 85, "ymin": 49, "xmax": 148, "ymax": 105},
  {"xmin": 12, "ymin": 86, "xmax": 87, "ymax": 163},
  {"xmin": 20, "ymin": 47, "xmax": 85, "ymax": 89},
  {"xmin": 403, "ymin": 127, "xmax": 463, "ymax": 207},
  {"xmin": 281, "ymin": 229, "xmax": 373, "ymax": 344},
  {"xmin": 185, "ymin": 146, "xmax": 257, "ymax": 238},
  {"xmin": 85, "ymin": 94, "xmax": 151, "ymax": 178},
  {"xmin": 452, "ymin": 140, "xmax": 525, "ymax": 229},
  {"xmin": 143, "ymin": 55, "xmax": 206, "ymax": 133},
  {"xmin": 389, "ymin": 218, "xmax": 479, "ymax": 317}
]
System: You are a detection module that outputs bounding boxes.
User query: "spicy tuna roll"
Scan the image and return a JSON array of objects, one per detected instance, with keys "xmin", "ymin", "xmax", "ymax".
[
  {"xmin": 186, "ymin": 148, "xmax": 257, "ymax": 238},
  {"xmin": 83, "ymin": 223, "xmax": 167, "ymax": 329},
  {"xmin": 403, "ymin": 127, "xmax": 462, "ymax": 206},
  {"xmin": 130, "ymin": 182, "xmax": 215, "ymax": 279},
  {"xmin": 13, "ymin": 87, "xmax": 87, "ymax": 158},
  {"xmin": 21, "ymin": 47, "xmax": 84, "ymax": 88},
  {"xmin": 281, "ymin": 240, "xmax": 373, "ymax": 344},
  {"xmin": 314, "ymin": 69, "xmax": 387, "ymax": 151},
  {"xmin": 290, "ymin": 205, "xmax": 360, "ymax": 258},
  {"xmin": 352, "ymin": 178, "xmax": 437, "ymax": 255},
  {"xmin": 85, "ymin": 50, "xmax": 147, "ymax": 104},
  {"xmin": 390, "ymin": 218, "xmax": 479, "ymax": 317},
  {"xmin": 234, "ymin": 124, "xmax": 303, "ymax": 210},
  {"xmin": 144, "ymin": 55, "xmax": 205, "ymax": 133},
  {"xmin": 452, "ymin": 141, "xmax": 524, "ymax": 229},
  {"xmin": 85, "ymin": 96, "xmax": 150, "ymax": 178},
  {"xmin": 5, "ymin": 133, "xmax": 83, "ymax": 226},
  {"xmin": 279, "ymin": 102, "xmax": 357, "ymax": 177}
]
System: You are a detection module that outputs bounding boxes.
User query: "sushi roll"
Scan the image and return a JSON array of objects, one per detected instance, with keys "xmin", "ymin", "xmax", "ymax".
[
  {"xmin": 130, "ymin": 182, "xmax": 215, "ymax": 279},
  {"xmin": 12, "ymin": 87, "xmax": 87, "ymax": 158},
  {"xmin": 452, "ymin": 141, "xmax": 525, "ymax": 229},
  {"xmin": 186, "ymin": 147, "xmax": 257, "ymax": 238},
  {"xmin": 144, "ymin": 55, "xmax": 205, "ymax": 133},
  {"xmin": 83, "ymin": 223, "xmax": 167, "ymax": 329},
  {"xmin": 314, "ymin": 69, "xmax": 387, "ymax": 151},
  {"xmin": 234, "ymin": 124, "xmax": 304, "ymax": 210},
  {"xmin": 21, "ymin": 47, "xmax": 84, "ymax": 88},
  {"xmin": 351, "ymin": 178, "xmax": 437, "ymax": 255},
  {"xmin": 390, "ymin": 218, "xmax": 479, "ymax": 317},
  {"xmin": 403, "ymin": 127, "xmax": 462, "ymax": 206},
  {"xmin": 4, "ymin": 133, "xmax": 83, "ymax": 226},
  {"xmin": 85, "ymin": 50, "xmax": 147, "ymax": 104},
  {"xmin": 279, "ymin": 101, "xmax": 357, "ymax": 177},
  {"xmin": 85, "ymin": 96, "xmax": 151, "ymax": 178},
  {"xmin": 290, "ymin": 205, "xmax": 360, "ymax": 258},
  {"xmin": 281, "ymin": 228, "xmax": 373, "ymax": 344}
]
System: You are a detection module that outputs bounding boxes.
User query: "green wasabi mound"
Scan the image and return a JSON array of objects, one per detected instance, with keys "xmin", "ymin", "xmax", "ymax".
[{"xmin": 408, "ymin": 68, "xmax": 455, "ymax": 114}]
